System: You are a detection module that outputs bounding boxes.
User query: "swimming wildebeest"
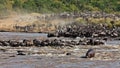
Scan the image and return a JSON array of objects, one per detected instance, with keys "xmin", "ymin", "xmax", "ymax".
[
  {"xmin": 81, "ymin": 48, "xmax": 95, "ymax": 58},
  {"xmin": 33, "ymin": 39, "xmax": 41, "ymax": 46},
  {"xmin": 86, "ymin": 48, "xmax": 95, "ymax": 58}
]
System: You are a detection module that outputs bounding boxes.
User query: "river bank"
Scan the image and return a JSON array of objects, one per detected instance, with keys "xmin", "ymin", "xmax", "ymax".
[{"xmin": 0, "ymin": 12, "xmax": 120, "ymax": 33}]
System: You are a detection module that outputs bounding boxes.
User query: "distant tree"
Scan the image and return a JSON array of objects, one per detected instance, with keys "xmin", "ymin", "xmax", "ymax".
[
  {"xmin": 0, "ymin": 0, "xmax": 119, "ymax": 13},
  {"xmin": 22, "ymin": 0, "xmax": 38, "ymax": 12}
]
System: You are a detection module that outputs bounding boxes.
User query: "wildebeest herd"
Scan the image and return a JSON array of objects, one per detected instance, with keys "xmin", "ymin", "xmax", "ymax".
[
  {"xmin": 47, "ymin": 22, "xmax": 120, "ymax": 45},
  {"xmin": 2, "ymin": 22, "xmax": 120, "ymax": 58},
  {"xmin": 48, "ymin": 22, "xmax": 120, "ymax": 38},
  {"xmin": 0, "ymin": 38, "xmax": 104, "ymax": 47},
  {"xmin": 12, "ymin": 11, "xmax": 120, "ymax": 33},
  {"xmin": 1, "ymin": 22, "xmax": 120, "ymax": 47}
]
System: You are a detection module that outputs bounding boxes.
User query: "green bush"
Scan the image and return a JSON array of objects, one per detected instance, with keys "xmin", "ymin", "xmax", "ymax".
[{"xmin": 0, "ymin": 0, "xmax": 120, "ymax": 13}]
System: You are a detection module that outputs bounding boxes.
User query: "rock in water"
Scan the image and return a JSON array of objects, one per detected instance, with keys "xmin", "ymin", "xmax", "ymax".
[
  {"xmin": 17, "ymin": 50, "xmax": 26, "ymax": 55},
  {"xmin": 66, "ymin": 52, "xmax": 71, "ymax": 55}
]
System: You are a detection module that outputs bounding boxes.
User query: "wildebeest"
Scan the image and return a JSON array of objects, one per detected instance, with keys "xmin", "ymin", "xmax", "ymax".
[
  {"xmin": 33, "ymin": 39, "xmax": 41, "ymax": 46},
  {"xmin": 86, "ymin": 48, "xmax": 95, "ymax": 58},
  {"xmin": 23, "ymin": 39, "xmax": 33, "ymax": 46},
  {"xmin": 0, "ymin": 40, "xmax": 10, "ymax": 46},
  {"xmin": 8, "ymin": 40, "xmax": 18, "ymax": 47}
]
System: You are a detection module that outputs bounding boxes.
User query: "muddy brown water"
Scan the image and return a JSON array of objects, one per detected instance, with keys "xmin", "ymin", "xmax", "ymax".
[
  {"xmin": 106, "ymin": 40, "xmax": 120, "ymax": 45},
  {"xmin": 0, "ymin": 32, "xmax": 120, "ymax": 68},
  {"xmin": 0, "ymin": 45, "xmax": 119, "ymax": 68},
  {"xmin": 0, "ymin": 32, "xmax": 47, "ymax": 40},
  {"xmin": 0, "ymin": 56, "xmax": 119, "ymax": 68}
]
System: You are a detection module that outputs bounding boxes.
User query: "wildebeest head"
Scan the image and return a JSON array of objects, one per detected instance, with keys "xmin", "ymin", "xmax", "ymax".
[{"xmin": 86, "ymin": 48, "xmax": 95, "ymax": 58}]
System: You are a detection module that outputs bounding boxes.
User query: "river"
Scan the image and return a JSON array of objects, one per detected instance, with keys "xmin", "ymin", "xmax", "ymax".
[
  {"xmin": 0, "ymin": 32, "xmax": 48, "ymax": 40},
  {"xmin": 0, "ymin": 32, "xmax": 120, "ymax": 45}
]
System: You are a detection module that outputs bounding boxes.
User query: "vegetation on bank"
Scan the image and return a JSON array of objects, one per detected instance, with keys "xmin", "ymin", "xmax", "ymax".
[
  {"xmin": 0, "ymin": 0, "xmax": 120, "ymax": 14},
  {"xmin": 0, "ymin": 0, "xmax": 120, "ymax": 32}
]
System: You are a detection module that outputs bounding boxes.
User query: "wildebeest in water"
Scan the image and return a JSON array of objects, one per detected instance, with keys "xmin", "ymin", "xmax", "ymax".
[
  {"xmin": 81, "ymin": 48, "xmax": 95, "ymax": 58},
  {"xmin": 86, "ymin": 48, "xmax": 95, "ymax": 58}
]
